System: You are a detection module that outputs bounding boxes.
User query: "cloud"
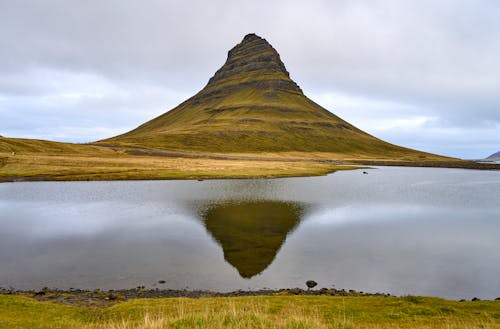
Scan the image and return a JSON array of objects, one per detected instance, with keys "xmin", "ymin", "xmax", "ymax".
[
  {"xmin": 0, "ymin": 0, "xmax": 499, "ymax": 158},
  {"xmin": 313, "ymin": 90, "xmax": 499, "ymax": 158},
  {"xmin": 0, "ymin": 69, "xmax": 190, "ymax": 142}
]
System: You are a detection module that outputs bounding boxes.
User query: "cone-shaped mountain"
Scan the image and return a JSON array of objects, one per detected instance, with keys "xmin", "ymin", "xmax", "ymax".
[{"xmin": 99, "ymin": 34, "xmax": 433, "ymax": 157}]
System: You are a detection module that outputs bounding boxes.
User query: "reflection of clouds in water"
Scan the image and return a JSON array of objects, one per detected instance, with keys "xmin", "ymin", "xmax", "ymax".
[
  {"xmin": 305, "ymin": 203, "xmax": 499, "ymax": 228},
  {"xmin": 0, "ymin": 200, "xmax": 185, "ymax": 239},
  {"xmin": 305, "ymin": 204, "xmax": 435, "ymax": 227},
  {"xmin": 1, "ymin": 201, "xmax": 117, "ymax": 238},
  {"xmin": 281, "ymin": 209, "xmax": 500, "ymax": 299}
]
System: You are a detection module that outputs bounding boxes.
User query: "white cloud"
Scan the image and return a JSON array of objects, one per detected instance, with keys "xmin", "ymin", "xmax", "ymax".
[{"xmin": 0, "ymin": 68, "xmax": 191, "ymax": 142}]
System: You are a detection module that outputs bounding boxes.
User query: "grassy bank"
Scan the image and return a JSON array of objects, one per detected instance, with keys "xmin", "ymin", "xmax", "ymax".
[
  {"xmin": 1, "ymin": 137, "xmax": 499, "ymax": 183},
  {"xmin": 1, "ymin": 294, "xmax": 499, "ymax": 328},
  {"xmin": 0, "ymin": 152, "xmax": 356, "ymax": 182},
  {"xmin": 0, "ymin": 137, "xmax": 361, "ymax": 182}
]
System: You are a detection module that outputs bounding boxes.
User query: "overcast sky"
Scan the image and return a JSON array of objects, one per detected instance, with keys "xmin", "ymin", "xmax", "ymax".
[{"xmin": 1, "ymin": 0, "xmax": 499, "ymax": 159}]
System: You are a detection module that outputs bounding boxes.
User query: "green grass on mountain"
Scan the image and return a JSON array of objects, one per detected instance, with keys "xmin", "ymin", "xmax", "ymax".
[
  {"xmin": 1, "ymin": 294, "xmax": 499, "ymax": 329},
  {"xmin": 97, "ymin": 75, "xmax": 444, "ymax": 159},
  {"xmin": 100, "ymin": 86, "xmax": 442, "ymax": 158}
]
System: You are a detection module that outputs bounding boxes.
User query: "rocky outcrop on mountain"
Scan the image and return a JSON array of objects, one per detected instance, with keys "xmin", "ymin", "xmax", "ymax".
[{"xmin": 205, "ymin": 33, "xmax": 302, "ymax": 94}]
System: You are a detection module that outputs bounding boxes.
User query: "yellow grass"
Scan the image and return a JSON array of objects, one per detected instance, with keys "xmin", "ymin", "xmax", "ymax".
[
  {"xmin": 0, "ymin": 150, "xmax": 354, "ymax": 182},
  {"xmin": 1, "ymin": 295, "xmax": 499, "ymax": 329},
  {"xmin": 1, "ymin": 137, "xmax": 496, "ymax": 182}
]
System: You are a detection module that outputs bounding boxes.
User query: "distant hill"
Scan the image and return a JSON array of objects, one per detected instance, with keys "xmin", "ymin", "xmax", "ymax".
[
  {"xmin": 486, "ymin": 151, "xmax": 500, "ymax": 161},
  {"xmin": 0, "ymin": 137, "xmax": 108, "ymax": 155},
  {"xmin": 96, "ymin": 33, "xmax": 446, "ymax": 160}
]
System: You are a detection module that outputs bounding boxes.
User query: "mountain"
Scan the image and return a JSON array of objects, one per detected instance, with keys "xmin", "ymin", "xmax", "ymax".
[
  {"xmin": 97, "ymin": 33, "xmax": 442, "ymax": 159},
  {"xmin": 486, "ymin": 151, "xmax": 500, "ymax": 161}
]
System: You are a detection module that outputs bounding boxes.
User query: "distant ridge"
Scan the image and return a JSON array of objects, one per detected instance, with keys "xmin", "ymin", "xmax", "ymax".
[
  {"xmin": 97, "ymin": 34, "xmax": 444, "ymax": 159},
  {"xmin": 486, "ymin": 151, "xmax": 500, "ymax": 160}
]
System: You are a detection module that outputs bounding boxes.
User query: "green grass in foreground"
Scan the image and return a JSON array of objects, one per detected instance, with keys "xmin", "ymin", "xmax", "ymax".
[{"xmin": 1, "ymin": 295, "xmax": 499, "ymax": 329}]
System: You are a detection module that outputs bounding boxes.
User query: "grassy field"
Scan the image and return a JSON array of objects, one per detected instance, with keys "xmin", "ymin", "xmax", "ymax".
[
  {"xmin": 1, "ymin": 294, "xmax": 499, "ymax": 328},
  {"xmin": 1, "ymin": 137, "xmax": 498, "ymax": 182},
  {"xmin": 0, "ymin": 137, "xmax": 360, "ymax": 182}
]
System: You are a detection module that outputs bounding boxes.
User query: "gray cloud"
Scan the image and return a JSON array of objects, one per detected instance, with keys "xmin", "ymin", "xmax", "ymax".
[{"xmin": 0, "ymin": 0, "xmax": 499, "ymax": 158}]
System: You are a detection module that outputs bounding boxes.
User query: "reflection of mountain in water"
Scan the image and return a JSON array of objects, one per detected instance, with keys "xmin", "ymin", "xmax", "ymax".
[{"xmin": 198, "ymin": 200, "xmax": 304, "ymax": 278}]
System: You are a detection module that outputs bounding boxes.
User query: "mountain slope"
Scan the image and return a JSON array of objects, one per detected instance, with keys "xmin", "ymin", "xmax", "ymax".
[
  {"xmin": 0, "ymin": 136, "xmax": 110, "ymax": 155},
  {"xmin": 486, "ymin": 151, "xmax": 500, "ymax": 160},
  {"xmin": 98, "ymin": 33, "xmax": 443, "ymax": 159}
]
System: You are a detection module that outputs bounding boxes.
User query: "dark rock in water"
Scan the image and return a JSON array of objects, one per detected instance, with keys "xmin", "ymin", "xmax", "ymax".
[
  {"xmin": 306, "ymin": 280, "xmax": 318, "ymax": 289},
  {"xmin": 363, "ymin": 171, "xmax": 368, "ymax": 174},
  {"xmin": 495, "ymin": 297, "xmax": 500, "ymax": 301},
  {"xmin": 471, "ymin": 297, "xmax": 480, "ymax": 301},
  {"xmin": 459, "ymin": 299, "xmax": 466, "ymax": 302},
  {"xmin": 158, "ymin": 280, "xmax": 166, "ymax": 284}
]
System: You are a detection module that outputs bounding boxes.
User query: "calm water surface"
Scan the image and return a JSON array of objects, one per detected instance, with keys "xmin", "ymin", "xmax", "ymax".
[{"xmin": 1, "ymin": 167, "xmax": 499, "ymax": 299}]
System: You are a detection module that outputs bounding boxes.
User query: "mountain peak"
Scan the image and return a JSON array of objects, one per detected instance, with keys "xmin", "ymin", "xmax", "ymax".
[
  {"xmin": 206, "ymin": 34, "xmax": 301, "ymax": 94},
  {"xmin": 228, "ymin": 33, "xmax": 276, "ymax": 60},
  {"xmin": 242, "ymin": 33, "xmax": 263, "ymax": 42}
]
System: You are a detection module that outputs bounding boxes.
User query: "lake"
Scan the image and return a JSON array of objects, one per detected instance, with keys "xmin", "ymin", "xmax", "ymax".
[{"xmin": 1, "ymin": 167, "xmax": 499, "ymax": 300}]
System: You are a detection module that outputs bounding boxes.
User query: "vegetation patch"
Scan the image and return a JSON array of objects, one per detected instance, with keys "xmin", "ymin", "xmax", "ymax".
[{"xmin": 1, "ymin": 294, "xmax": 499, "ymax": 329}]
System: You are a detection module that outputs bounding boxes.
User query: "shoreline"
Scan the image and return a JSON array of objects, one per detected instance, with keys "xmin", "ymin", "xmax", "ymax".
[
  {"xmin": 2, "ymin": 287, "xmax": 497, "ymax": 308},
  {"xmin": 1, "ymin": 159, "xmax": 499, "ymax": 184},
  {"xmin": 344, "ymin": 159, "xmax": 500, "ymax": 170},
  {"xmin": 0, "ymin": 166, "xmax": 354, "ymax": 183},
  {"xmin": 2, "ymin": 140, "xmax": 500, "ymax": 183}
]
